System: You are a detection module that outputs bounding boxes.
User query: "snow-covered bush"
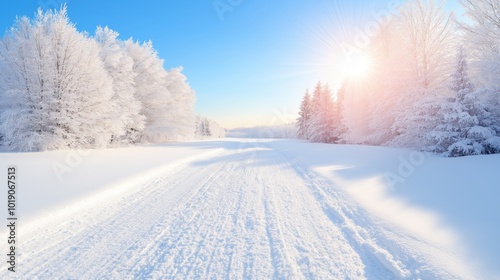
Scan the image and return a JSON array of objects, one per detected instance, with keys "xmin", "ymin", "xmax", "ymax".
[
  {"xmin": 483, "ymin": 137, "xmax": 500, "ymax": 154},
  {"xmin": 447, "ymin": 140, "xmax": 484, "ymax": 157},
  {"xmin": 466, "ymin": 126, "xmax": 495, "ymax": 142}
]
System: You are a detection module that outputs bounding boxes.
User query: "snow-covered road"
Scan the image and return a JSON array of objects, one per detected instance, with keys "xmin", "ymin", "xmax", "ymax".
[{"xmin": 2, "ymin": 140, "xmax": 475, "ymax": 279}]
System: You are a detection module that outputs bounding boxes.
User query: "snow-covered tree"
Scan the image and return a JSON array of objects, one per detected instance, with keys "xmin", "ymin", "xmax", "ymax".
[
  {"xmin": 195, "ymin": 116, "xmax": 226, "ymax": 139},
  {"xmin": 297, "ymin": 81, "xmax": 348, "ymax": 144},
  {"xmin": 333, "ymin": 82, "xmax": 348, "ymax": 142},
  {"xmin": 460, "ymin": 0, "xmax": 500, "ymax": 84},
  {"xmin": 203, "ymin": 119, "xmax": 211, "ymax": 137},
  {"xmin": 459, "ymin": 0, "xmax": 500, "ymax": 134},
  {"xmin": 397, "ymin": 0, "xmax": 455, "ymax": 89},
  {"xmin": 0, "ymin": 7, "xmax": 197, "ymax": 151},
  {"xmin": 95, "ymin": 26, "xmax": 145, "ymax": 145},
  {"xmin": 0, "ymin": 7, "xmax": 118, "ymax": 151},
  {"xmin": 164, "ymin": 67, "xmax": 196, "ymax": 140},
  {"xmin": 196, "ymin": 117, "xmax": 211, "ymax": 137},
  {"xmin": 309, "ymin": 82, "xmax": 337, "ymax": 143},
  {"xmin": 126, "ymin": 39, "xmax": 171, "ymax": 143},
  {"xmin": 296, "ymin": 89, "xmax": 312, "ymax": 140},
  {"xmin": 390, "ymin": 0, "xmax": 455, "ymax": 149},
  {"xmin": 363, "ymin": 21, "xmax": 405, "ymax": 145},
  {"xmin": 126, "ymin": 40, "xmax": 196, "ymax": 142},
  {"xmin": 428, "ymin": 46, "xmax": 499, "ymax": 156}
]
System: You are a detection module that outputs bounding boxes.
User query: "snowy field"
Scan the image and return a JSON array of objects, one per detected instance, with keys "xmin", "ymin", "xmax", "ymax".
[{"xmin": 1, "ymin": 138, "xmax": 499, "ymax": 279}]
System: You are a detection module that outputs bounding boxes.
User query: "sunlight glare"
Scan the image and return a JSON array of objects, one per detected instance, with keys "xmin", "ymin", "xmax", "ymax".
[{"xmin": 343, "ymin": 54, "xmax": 372, "ymax": 79}]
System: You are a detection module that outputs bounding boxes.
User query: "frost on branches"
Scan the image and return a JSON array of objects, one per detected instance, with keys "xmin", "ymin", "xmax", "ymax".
[
  {"xmin": 195, "ymin": 116, "xmax": 226, "ymax": 139},
  {"xmin": 428, "ymin": 47, "xmax": 500, "ymax": 156},
  {"xmin": 297, "ymin": 82, "xmax": 344, "ymax": 144},
  {"xmin": 295, "ymin": 0, "xmax": 500, "ymax": 157},
  {"xmin": 0, "ymin": 7, "xmax": 195, "ymax": 152}
]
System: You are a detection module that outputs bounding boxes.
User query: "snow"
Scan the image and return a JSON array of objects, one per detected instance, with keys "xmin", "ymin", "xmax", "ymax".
[
  {"xmin": 0, "ymin": 142, "xmax": 223, "ymax": 222},
  {"xmin": 0, "ymin": 8, "xmax": 196, "ymax": 152},
  {"xmin": 265, "ymin": 139, "xmax": 500, "ymax": 279},
  {"xmin": 228, "ymin": 125, "xmax": 296, "ymax": 139},
  {"xmin": 0, "ymin": 138, "xmax": 499, "ymax": 279}
]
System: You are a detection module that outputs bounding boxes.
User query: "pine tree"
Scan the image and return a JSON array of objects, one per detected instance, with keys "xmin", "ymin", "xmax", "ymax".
[
  {"xmin": 333, "ymin": 82, "xmax": 348, "ymax": 141},
  {"xmin": 428, "ymin": 46, "xmax": 498, "ymax": 156},
  {"xmin": 203, "ymin": 118, "xmax": 211, "ymax": 137},
  {"xmin": 194, "ymin": 116, "xmax": 225, "ymax": 139},
  {"xmin": 296, "ymin": 89, "xmax": 312, "ymax": 140},
  {"xmin": 309, "ymin": 82, "xmax": 336, "ymax": 143}
]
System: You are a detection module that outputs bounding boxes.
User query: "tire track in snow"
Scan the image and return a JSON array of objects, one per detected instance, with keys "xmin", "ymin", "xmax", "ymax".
[
  {"xmin": 11, "ymin": 150, "xmax": 230, "ymax": 279},
  {"xmin": 2, "ymin": 139, "xmax": 456, "ymax": 279}
]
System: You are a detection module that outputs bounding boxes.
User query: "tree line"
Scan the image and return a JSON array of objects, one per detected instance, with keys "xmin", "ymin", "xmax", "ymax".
[
  {"xmin": 195, "ymin": 116, "xmax": 227, "ymax": 139},
  {"xmin": 297, "ymin": 0, "xmax": 500, "ymax": 157},
  {"xmin": 0, "ymin": 7, "xmax": 195, "ymax": 152}
]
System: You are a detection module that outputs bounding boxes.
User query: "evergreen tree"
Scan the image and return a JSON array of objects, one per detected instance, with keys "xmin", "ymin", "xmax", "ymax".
[
  {"xmin": 194, "ymin": 116, "xmax": 225, "ymax": 139},
  {"xmin": 428, "ymin": 46, "xmax": 498, "ymax": 156},
  {"xmin": 203, "ymin": 118, "xmax": 211, "ymax": 137},
  {"xmin": 333, "ymin": 82, "xmax": 348, "ymax": 141},
  {"xmin": 309, "ymin": 82, "xmax": 336, "ymax": 143},
  {"xmin": 296, "ymin": 89, "xmax": 312, "ymax": 140}
]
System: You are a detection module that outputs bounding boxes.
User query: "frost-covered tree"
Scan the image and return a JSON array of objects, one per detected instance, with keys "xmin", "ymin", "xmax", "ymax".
[
  {"xmin": 428, "ymin": 46, "xmax": 499, "ymax": 156},
  {"xmin": 391, "ymin": 88, "xmax": 442, "ymax": 148},
  {"xmin": 95, "ymin": 26, "xmax": 145, "ymax": 145},
  {"xmin": 460, "ymin": 0, "xmax": 500, "ymax": 85},
  {"xmin": 459, "ymin": 0, "xmax": 500, "ymax": 134},
  {"xmin": 0, "ymin": 7, "xmax": 118, "ymax": 151},
  {"xmin": 125, "ymin": 40, "xmax": 196, "ymax": 142},
  {"xmin": 126, "ymin": 39, "xmax": 170, "ymax": 143},
  {"xmin": 198, "ymin": 117, "xmax": 211, "ymax": 137},
  {"xmin": 398, "ymin": 0, "xmax": 455, "ymax": 89},
  {"xmin": 195, "ymin": 116, "xmax": 226, "ymax": 139},
  {"xmin": 164, "ymin": 67, "xmax": 196, "ymax": 140},
  {"xmin": 390, "ymin": 0, "xmax": 455, "ymax": 149},
  {"xmin": 298, "ymin": 81, "xmax": 347, "ymax": 144},
  {"xmin": 333, "ymin": 82, "xmax": 348, "ymax": 142},
  {"xmin": 309, "ymin": 82, "xmax": 337, "ymax": 143},
  {"xmin": 0, "ymin": 7, "xmax": 197, "ymax": 152},
  {"xmin": 296, "ymin": 89, "xmax": 312, "ymax": 140},
  {"xmin": 203, "ymin": 119, "xmax": 211, "ymax": 136},
  {"xmin": 363, "ymin": 21, "xmax": 406, "ymax": 145}
]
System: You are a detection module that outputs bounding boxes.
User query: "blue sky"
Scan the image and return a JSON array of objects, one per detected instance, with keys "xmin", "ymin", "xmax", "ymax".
[{"xmin": 1, "ymin": 0, "xmax": 461, "ymax": 128}]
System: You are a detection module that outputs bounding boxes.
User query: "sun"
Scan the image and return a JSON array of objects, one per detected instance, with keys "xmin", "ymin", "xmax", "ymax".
[{"xmin": 343, "ymin": 54, "xmax": 372, "ymax": 79}]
